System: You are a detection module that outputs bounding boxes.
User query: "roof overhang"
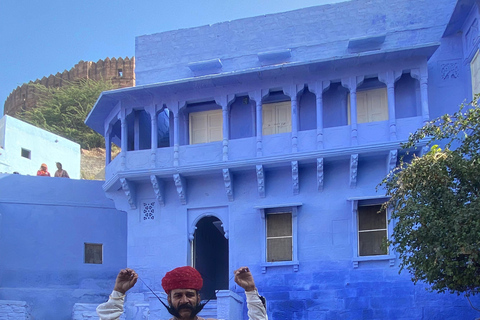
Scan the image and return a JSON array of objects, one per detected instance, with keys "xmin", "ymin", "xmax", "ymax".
[{"xmin": 443, "ymin": 0, "xmax": 477, "ymax": 37}]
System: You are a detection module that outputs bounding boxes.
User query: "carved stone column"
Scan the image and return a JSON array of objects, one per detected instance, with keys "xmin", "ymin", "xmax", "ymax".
[
  {"xmin": 120, "ymin": 113, "xmax": 127, "ymax": 169},
  {"xmin": 379, "ymin": 70, "xmax": 402, "ymax": 140},
  {"xmin": 342, "ymin": 76, "xmax": 364, "ymax": 146},
  {"xmin": 215, "ymin": 95, "xmax": 232, "ymax": 161},
  {"xmin": 173, "ymin": 111, "xmax": 180, "ymax": 166},
  {"xmin": 309, "ymin": 81, "xmax": 330, "ymax": 150},
  {"xmin": 411, "ymin": 66, "xmax": 430, "ymax": 124},
  {"xmin": 147, "ymin": 105, "xmax": 158, "ymax": 167},
  {"xmin": 105, "ymin": 125, "xmax": 112, "ymax": 165},
  {"xmin": 249, "ymin": 90, "xmax": 267, "ymax": 157}
]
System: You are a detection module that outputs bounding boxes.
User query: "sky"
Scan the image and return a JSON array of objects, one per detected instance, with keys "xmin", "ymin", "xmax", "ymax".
[{"xmin": 0, "ymin": 0, "xmax": 347, "ymax": 115}]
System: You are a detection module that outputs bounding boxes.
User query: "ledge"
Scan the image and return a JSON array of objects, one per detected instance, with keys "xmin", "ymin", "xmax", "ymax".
[
  {"xmin": 254, "ymin": 202, "xmax": 302, "ymax": 209},
  {"xmin": 348, "ymin": 34, "xmax": 386, "ymax": 53},
  {"xmin": 188, "ymin": 58, "xmax": 223, "ymax": 72},
  {"xmin": 353, "ymin": 254, "xmax": 395, "ymax": 268},
  {"xmin": 257, "ymin": 49, "xmax": 291, "ymax": 64},
  {"xmin": 261, "ymin": 260, "xmax": 299, "ymax": 273}
]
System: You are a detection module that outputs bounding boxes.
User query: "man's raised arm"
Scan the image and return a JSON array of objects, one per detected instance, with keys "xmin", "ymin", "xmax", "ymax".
[
  {"xmin": 96, "ymin": 268, "xmax": 138, "ymax": 320},
  {"xmin": 234, "ymin": 267, "xmax": 268, "ymax": 320}
]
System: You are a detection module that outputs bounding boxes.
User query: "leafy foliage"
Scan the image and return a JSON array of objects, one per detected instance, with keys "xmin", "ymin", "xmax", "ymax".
[
  {"xmin": 381, "ymin": 96, "xmax": 480, "ymax": 296},
  {"xmin": 18, "ymin": 79, "xmax": 115, "ymax": 149}
]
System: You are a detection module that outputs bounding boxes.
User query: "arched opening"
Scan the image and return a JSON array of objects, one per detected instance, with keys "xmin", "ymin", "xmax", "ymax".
[{"xmin": 193, "ymin": 216, "xmax": 228, "ymax": 300}]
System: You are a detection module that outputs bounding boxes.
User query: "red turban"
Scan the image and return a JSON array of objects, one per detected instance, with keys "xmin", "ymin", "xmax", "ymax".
[{"xmin": 162, "ymin": 266, "xmax": 203, "ymax": 294}]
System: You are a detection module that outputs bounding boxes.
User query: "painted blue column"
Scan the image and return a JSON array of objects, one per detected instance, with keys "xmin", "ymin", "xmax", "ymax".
[
  {"xmin": 173, "ymin": 111, "xmax": 179, "ymax": 166},
  {"xmin": 342, "ymin": 76, "xmax": 364, "ymax": 146},
  {"xmin": 350, "ymin": 89, "xmax": 358, "ymax": 145},
  {"xmin": 134, "ymin": 112, "xmax": 140, "ymax": 151},
  {"xmin": 316, "ymin": 94, "xmax": 323, "ymax": 149},
  {"xmin": 379, "ymin": 71, "xmax": 401, "ymax": 140},
  {"xmin": 310, "ymin": 81, "xmax": 329, "ymax": 150},
  {"xmin": 411, "ymin": 66, "xmax": 430, "ymax": 124},
  {"xmin": 256, "ymin": 100, "xmax": 262, "ymax": 157},
  {"xmin": 419, "ymin": 76, "xmax": 430, "ymax": 124},
  {"xmin": 291, "ymin": 95, "xmax": 298, "ymax": 153},
  {"xmin": 120, "ymin": 110, "xmax": 127, "ymax": 169},
  {"xmin": 105, "ymin": 125, "xmax": 111, "ymax": 165},
  {"xmin": 148, "ymin": 106, "xmax": 157, "ymax": 167},
  {"xmin": 215, "ymin": 95, "xmax": 230, "ymax": 161},
  {"xmin": 386, "ymin": 83, "xmax": 397, "ymax": 139}
]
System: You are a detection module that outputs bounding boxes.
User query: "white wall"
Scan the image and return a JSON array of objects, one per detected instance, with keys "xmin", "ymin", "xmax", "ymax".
[{"xmin": 0, "ymin": 115, "xmax": 81, "ymax": 178}]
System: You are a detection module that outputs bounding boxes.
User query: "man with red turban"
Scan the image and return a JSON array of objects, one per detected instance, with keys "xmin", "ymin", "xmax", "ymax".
[{"xmin": 97, "ymin": 266, "xmax": 267, "ymax": 320}]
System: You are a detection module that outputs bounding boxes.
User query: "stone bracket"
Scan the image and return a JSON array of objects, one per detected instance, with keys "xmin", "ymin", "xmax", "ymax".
[
  {"xmin": 120, "ymin": 178, "xmax": 136, "ymax": 209},
  {"xmin": 387, "ymin": 150, "xmax": 398, "ymax": 175},
  {"xmin": 256, "ymin": 165, "xmax": 265, "ymax": 198},
  {"xmin": 317, "ymin": 158, "xmax": 324, "ymax": 192},
  {"xmin": 222, "ymin": 168, "xmax": 234, "ymax": 202},
  {"xmin": 291, "ymin": 161, "xmax": 299, "ymax": 195},
  {"xmin": 173, "ymin": 173, "xmax": 186, "ymax": 205},
  {"xmin": 150, "ymin": 175, "xmax": 165, "ymax": 206},
  {"xmin": 350, "ymin": 154, "xmax": 359, "ymax": 188}
]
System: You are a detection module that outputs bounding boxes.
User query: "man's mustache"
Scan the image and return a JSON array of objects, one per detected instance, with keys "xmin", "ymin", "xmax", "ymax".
[{"xmin": 177, "ymin": 303, "xmax": 195, "ymax": 311}]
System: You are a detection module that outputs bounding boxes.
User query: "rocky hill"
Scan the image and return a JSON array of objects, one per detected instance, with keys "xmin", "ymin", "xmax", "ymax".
[{"xmin": 81, "ymin": 148, "xmax": 106, "ymax": 180}]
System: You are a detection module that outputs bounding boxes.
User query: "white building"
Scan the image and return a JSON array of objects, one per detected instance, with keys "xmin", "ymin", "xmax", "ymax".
[{"xmin": 0, "ymin": 115, "xmax": 81, "ymax": 178}]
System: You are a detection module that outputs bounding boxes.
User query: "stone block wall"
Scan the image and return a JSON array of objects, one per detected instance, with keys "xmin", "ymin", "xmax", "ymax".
[{"xmin": 0, "ymin": 301, "xmax": 30, "ymax": 320}]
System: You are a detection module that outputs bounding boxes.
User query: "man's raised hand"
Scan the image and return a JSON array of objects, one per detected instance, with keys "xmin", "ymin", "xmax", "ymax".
[
  {"xmin": 113, "ymin": 268, "xmax": 138, "ymax": 294},
  {"xmin": 234, "ymin": 266, "xmax": 256, "ymax": 292}
]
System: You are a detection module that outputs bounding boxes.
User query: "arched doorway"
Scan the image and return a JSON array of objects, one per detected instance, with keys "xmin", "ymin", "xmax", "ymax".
[{"xmin": 193, "ymin": 216, "xmax": 229, "ymax": 300}]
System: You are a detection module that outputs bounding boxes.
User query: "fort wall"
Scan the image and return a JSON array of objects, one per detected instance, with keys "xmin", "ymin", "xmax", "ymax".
[{"xmin": 3, "ymin": 57, "xmax": 135, "ymax": 116}]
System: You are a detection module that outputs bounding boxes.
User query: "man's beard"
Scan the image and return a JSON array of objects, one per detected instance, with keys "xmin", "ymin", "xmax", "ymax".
[{"xmin": 166, "ymin": 302, "xmax": 206, "ymax": 319}]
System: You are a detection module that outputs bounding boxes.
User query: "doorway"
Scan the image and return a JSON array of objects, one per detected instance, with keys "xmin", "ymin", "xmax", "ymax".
[{"xmin": 193, "ymin": 216, "xmax": 229, "ymax": 300}]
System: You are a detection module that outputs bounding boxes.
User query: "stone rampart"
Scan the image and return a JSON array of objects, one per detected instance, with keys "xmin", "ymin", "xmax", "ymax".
[{"xmin": 3, "ymin": 57, "xmax": 135, "ymax": 116}]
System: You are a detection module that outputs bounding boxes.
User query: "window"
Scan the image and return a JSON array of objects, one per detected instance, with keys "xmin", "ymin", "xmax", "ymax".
[
  {"xmin": 266, "ymin": 211, "xmax": 292, "ymax": 262},
  {"xmin": 262, "ymin": 101, "xmax": 291, "ymax": 135},
  {"xmin": 349, "ymin": 88, "xmax": 388, "ymax": 123},
  {"xmin": 257, "ymin": 203, "xmax": 300, "ymax": 273},
  {"xmin": 21, "ymin": 148, "xmax": 31, "ymax": 159},
  {"xmin": 350, "ymin": 197, "xmax": 394, "ymax": 268},
  {"xmin": 189, "ymin": 109, "xmax": 223, "ymax": 144},
  {"xmin": 118, "ymin": 69, "xmax": 123, "ymax": 77},
  {"xmin": 471, "ymin": 50, "xmax": 480, "ymax": 97},
  {"xmin": 84, "ymin": 243, "xmax": 103, "ymax": 264},
  {"xmin": 358, "ymin": 204, "xmax": 387, "ymax": 256}
]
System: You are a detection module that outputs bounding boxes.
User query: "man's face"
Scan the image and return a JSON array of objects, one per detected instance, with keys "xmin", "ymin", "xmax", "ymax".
[
  {"xmin": 41, "ymin": 166, "xmax": 47, "ymax": 171},
  {"xmin": 168, "ymin": 288, "xmax": 200, "ymax": 319}
]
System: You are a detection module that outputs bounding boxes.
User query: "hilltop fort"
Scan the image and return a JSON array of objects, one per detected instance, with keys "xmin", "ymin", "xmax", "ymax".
[{"xmin": 3, "ymin": 57, "xmax": 135, "ymax": 116}]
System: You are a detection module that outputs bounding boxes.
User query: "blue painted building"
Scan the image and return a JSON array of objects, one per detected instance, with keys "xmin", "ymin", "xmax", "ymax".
[
  {"xmin": 0, "ymin": 174, "xmax": 127, "ymax": 319},
  {"xmin": 85, "ymin": 0, "xmax": 480, "ymax": 319}
]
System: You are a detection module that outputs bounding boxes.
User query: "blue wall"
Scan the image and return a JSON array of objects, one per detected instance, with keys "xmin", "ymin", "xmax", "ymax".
[
  {"xmin": 0, "ymin": 174, "xmax": 126, "ymax": 319},
  {"xmin": 87, "ymin": 0, "xmax": 480, "ymax": 319}
]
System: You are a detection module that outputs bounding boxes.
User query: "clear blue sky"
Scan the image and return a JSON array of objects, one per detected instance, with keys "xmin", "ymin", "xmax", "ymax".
[{"xmin": 0, "ymin": 0, "xmax": 346, "ymax": 114}]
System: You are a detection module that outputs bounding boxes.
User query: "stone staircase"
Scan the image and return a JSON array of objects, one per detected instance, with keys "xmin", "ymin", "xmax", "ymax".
[{"xmin": 198, "ymin": 299, "xmax": 217, "ymax": 319}]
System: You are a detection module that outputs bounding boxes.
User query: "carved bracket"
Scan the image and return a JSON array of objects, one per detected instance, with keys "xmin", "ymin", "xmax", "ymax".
[
  {"xmin": 387, "ymin": 150, "xmax": 398, "ymax": 174},
  {"xmin": 256, "ymin": 165, "xmax": 265, "ymax": 198},
  {"xmin": 317, "ymin": 158, "xmax": 324, "ymax": 192},
  {"xmin": 150, "ymin": 175, "xmax": 165, "ymax": 206},
  {"xmin": 120, "ymin": 178, "xmax": 137, "ymax": 209},
  {"xmin": 341, "ymin": 76, "xmax": 365, "ymax": 91},
  {"xmin": 350, "ymin": 154, "xmax": 359, "ymax": 188},
  {"xmin": 222, "ymin": 168, "xmax": 234, "ymax": 202},
  {"xmin": 378, "ymin": 70, "xmax": 403, "ymax": 86},
  {"xmin": 292, "ymin": 161, "xmax": 299, "ymax": 195},
  {"xmin": 173, "ymin": 173, "xmax": 187, "ymax": 205}
]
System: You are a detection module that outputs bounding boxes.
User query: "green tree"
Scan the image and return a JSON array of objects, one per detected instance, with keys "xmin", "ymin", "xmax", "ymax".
[
  {"xmin": 381, "ymin": 96, "xmax": 480, "ymax": 297},
  {"xmin": 18, "ymin": 78, "xmax": 115, "ymax": 149}
]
